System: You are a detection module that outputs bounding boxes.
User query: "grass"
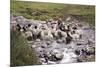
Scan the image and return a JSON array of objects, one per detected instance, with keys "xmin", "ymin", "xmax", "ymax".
[
  {"xmin": 11, "ymin": 1, "xmax": 95, "ymax": 26},
  {"xmin": 10, "ymin": 30, "xmax": 41, "ymax": 66}
]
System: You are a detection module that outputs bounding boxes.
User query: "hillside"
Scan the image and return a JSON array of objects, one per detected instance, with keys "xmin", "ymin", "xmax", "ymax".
[{"xmin": 11, "ymin": 1, "xmax": 95, "ymax": 26}]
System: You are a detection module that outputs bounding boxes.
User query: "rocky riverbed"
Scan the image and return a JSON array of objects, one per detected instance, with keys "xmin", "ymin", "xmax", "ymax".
[{"xmin": 10, "ymin": 15, "xmax": 95, "ymax": 65}]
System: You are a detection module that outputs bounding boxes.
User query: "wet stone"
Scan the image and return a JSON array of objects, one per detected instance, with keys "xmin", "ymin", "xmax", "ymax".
[
  {"xmin": 76, "ymin": 43, "xmax": 82, "ymax": 46},
  {"xmin": 57, "ymin": 39, "xmax": 64, "ymax": 43},
  {"xmin": 36, "ymin": 39, "xmax": 41, "ymax": 42},
  {"xmin": 75, "ymin": 50, "xmax": 80, "ymax": 55}
]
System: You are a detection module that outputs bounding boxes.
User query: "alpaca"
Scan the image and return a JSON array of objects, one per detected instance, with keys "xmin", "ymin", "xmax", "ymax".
[
  {"xmin": 68, "ymin": 29, "xmax": 83, "ymax": 41},
  {"xmin": 41, "ymin": 29, "xmax": 53, "ymax": 40},
  {"xmin": 24, "ymin": 31, "xmax": 33, "ymax": 41}
]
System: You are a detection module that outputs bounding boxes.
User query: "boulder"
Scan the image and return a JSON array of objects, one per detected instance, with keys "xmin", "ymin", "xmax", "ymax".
[
  {"xmin": 36, "ymin": 39, "xmax": 41, "ymax": 42},
  {"xmin": 74, "ymin": 50, "xmax": 80, "ymax": 55},
  {"xmin": 55, "ymin": 53, "xmax": 64, "ymax": 60},
  {"xmin": 48, "ymin": 49, "xmax": 64, "ymax": 61},
  {"xmin": 66, "ymin": 36, "xmax": 72, "ymax": 44},
  {"xmin": 32, "ymin": 45, "xmax": 36, "ymax": 48},
  {"xmin": 57, "ymin": 39, "xmax": 63, "ymax": 43}
]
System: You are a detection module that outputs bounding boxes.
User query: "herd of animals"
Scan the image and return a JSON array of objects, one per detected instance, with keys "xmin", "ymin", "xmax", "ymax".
[{"xmin": 11, "ymin": 15, "xmax": 95, "ymax": 64}]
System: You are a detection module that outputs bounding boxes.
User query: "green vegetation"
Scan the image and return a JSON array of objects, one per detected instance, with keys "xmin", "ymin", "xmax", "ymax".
[
  {"xmin": 10, "ymin": 30, "xmax": 41, "ymax": 66},
  {"xmin": 11, "ymin": 1, "xmax": 95, "ymax": 25}
]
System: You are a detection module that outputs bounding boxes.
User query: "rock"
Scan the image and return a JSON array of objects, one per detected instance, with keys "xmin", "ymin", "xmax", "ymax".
[
  {"xmin": 66, "ymin": 16, "xmax": 72, "ymax": 21},
  {"xmin": 40, "ymin": 58, "xmax": 46, "ymax": 63},
  {"xmin": 36, "ymin": 47, "xmax": 43, "ymax": 52},
  {"xmin": 77, "ymin": 23, "xmax": 83, "ymax": 27},
  {"xmin": 36, "ymin": 39, "xmax": 41, "ymax": 42},
  {"xmin": 41, "ymin": 42, "xmax": 47, "ymax": 48},
  {"xmin": 72, "ymin": 26, "xmax": 77, "ymax": 30},
  {"xmin": 41, "ymin": 46, "xmax": 46, "ymax": 48},
  {"xmin": 66, "ymin": 36, "xmax": 72, "ymax": 44},
  {"xmin": 76, "ymin": 43, "xmax": 82, "ymax": 46},
  {"xmin": 57, "ymin": 39, "xmax": 63, "ymax": 43},
  {"xmin": 77, "ymin": 58, "xmax": 83, "ymax": 62},
  {"xmin": 82, "ymin": 26, "xmax": 90, "ymax": 30},
  {"xmin": 32, "ymin": 45, "xmax": 36, "ymax": 48},
  {"xmin": 48, "ymin": 49, "xmax": 64, "ymax": 61},
  {"xmin": 74, "ymin": 50, "xmax": 80, "ymax": 55},
  {"xmin": 76, "ymin": 40, "xmax": 88, "ymax": 45},
  {"xmin": 47, "ymin": 61, "xmax": 56, "ymax": 64},
  {"xmin": 60, "ymin": 52, "xmax": 77, "ymax": 63},
  {"xmin": 25, "ymin": 31, "xmax": 33, "ymax": 37},
  {"xmin": 46, "ymin": 41, "xmax": 51, "ymax": 46},
  {"xmin": 55, "ymin": 53, "xmax": 64, "ymax": 60},
  {"xmin": 86, "ymin": 47, "xmax": 95, "ymax": 55},
  {"xmin": 27, "ymin": 36, "xmax": 33, "ymax": 41}
]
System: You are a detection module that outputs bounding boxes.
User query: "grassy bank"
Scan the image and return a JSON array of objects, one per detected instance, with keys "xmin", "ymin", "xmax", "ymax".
[
  {"xmin": 11, "ymin": 1, "xmax": 95, "ymax": 26},
  {"xmin": 10, "ymin": 30, "xmax": 41, "ymax": 66}
]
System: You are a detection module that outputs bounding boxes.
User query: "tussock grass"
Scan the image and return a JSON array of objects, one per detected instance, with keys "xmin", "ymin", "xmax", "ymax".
[{"xmin": 10, "ymin": 30, "xmax": 41, "ymax": 66}]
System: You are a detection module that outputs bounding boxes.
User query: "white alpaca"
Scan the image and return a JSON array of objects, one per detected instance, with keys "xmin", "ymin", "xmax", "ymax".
[
  {"xmin": 60, "ymin": 31, "xmax": 67, "ymax": 37},
  {"xmin": 24, "ymin": 31, "xmax": 33, "ymax": 38},
  {"xmin": 28, "ymin": 25, "xmax": 34, "ymax": 31},
  {"xmin": 71, "ymin": 33, "xmax": 80, "ymax": 41},
  {"xmin": 41, "ymin": 29, "xmax": 53, "ymax": 40},
  {"xmin": 47, "ymin": 30, "xmax": 53, "ymax": 40},
  {"xmin": 60, "ymin": 52, "xmax": 77, "ymax": 63},
  {"xmin": 32, "ymin": 28, "xmax": 38, "ymax": 35},
  {"xmin": 52, "ymin": 30, "xmax": 58, "ymax": 38},
  {"xmin": 75, "ymin": 29, "xmax": 83, "ymax": 35},
  {"xmin": 19, "ymin": 25, "xmax": 24, "ymax": 32},
  {"xmin": 69, "ymin": 29, "xmax": 83, "ymax": 41},
  {"xmin": 53, "ymin": 30, "xmax": 67, "ymax": 38},
  {"xmin": 40, "ymin": 24, "xmax": 48, "ymax": 30},
  {"xmin": 50, "ymin": 24, "xmax": 57, "ymax": 36}
]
